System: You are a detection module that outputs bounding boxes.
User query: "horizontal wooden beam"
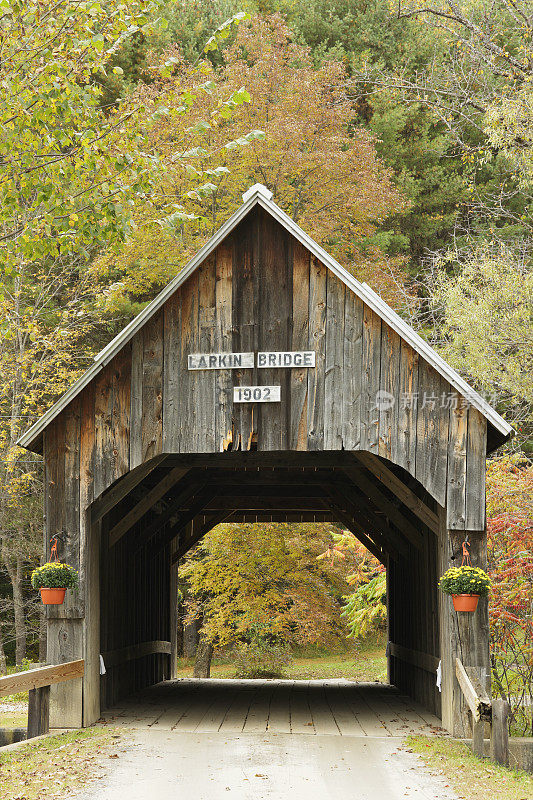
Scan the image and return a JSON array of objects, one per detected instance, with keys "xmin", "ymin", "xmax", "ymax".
[
  {"xmin": 213, "ymin": 485, "xmax": 330, "ymax": 498},
  {"xmin": 0, "ymin": 659, "xmax": 85, "ymax": 698},
  {"xmin": 355, "ymin": 452, "xmax": 439, "ymax": 534},
  {"xmin": 389, "ymin": 642, "xmax": 440, "ymax": 674},
  {"xmin": 107, "ymin": 467, "xmax": 189, "ymax": 546},
  {"xmin": 228, "ymin": 513, "xmax": 335, "ymax": 523},
  {"xmin": 101, "ymin": 640, "xmax": 171, "ymax": 668},
  {"xmin": 190, "ymin": 469, "xmax": 348, "ymax": 485}
]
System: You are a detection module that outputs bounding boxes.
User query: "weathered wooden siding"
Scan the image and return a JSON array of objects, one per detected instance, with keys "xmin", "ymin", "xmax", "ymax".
[{"xmin": 48, "ymin": 207, "xmax": 483, "ymax": 529}]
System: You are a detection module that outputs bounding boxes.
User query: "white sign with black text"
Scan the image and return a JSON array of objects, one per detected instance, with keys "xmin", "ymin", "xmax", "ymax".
[
  {"xmin": 233, "ymin": 386, "xmax": 281, "ymax": 403},
  {"xmin": 257, "ymin": 351, "xmax": 315, "ymax": 368},
  {"xmin": 188, "ymin": 352, "xmax": 254, "ymax": 370}
]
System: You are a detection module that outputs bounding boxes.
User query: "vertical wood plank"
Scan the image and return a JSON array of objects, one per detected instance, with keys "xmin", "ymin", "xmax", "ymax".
[
  {"xmin": 446, "ymin": 393, "xmax": 468, "ymax": 530},
  {"xmin": 415, "ymin": 363, "xmax": 448, "ymax": 506},
  {"xmin": 162, "ymin": 293, "xmax": 180, "ymax": 453},
  {"xmin": 198, "ymin": 255, "xmax": 217, "ymax": 452},
  {"xmin": 178, "ymin": 272, "xmax": 199, "ymax": 452},
  {"xmin": 47, "ymin": 619, "xmax": 83, "ymax": 727},
  {"xmin": 491, "ymin": 699, "xmax": 510, "ymax": 766},
  {"xmin": 290, "ymin": 241, "xmax": 310, "ymax": 450},
  {"xmin": 27, "ymin": 686, "xmax": 50, "ymax": 738},
  {"xmin": 378, "ymin": 325, "xmax": 401, "ymax": 461},
  {"xmin": 83, "ymin": 520, "xmax": 101, "ymax": 726},
  {"xmin": 342, "ymin": 292, "xmax": 363, "ymax": 451},
  {"xmin": 46, "ymin": 406, "xmax": 83, "ymax": 621},
  {"xmin": 258, "ymin": 211, "xmax": 290, "ymax": 450},
  {"xmin": 142, "ymin": 311, "xmax": 163, "ymax": 462},
  {"xmin": 396, "ymin": 343, "xmax": 419, "ymax": 474},
  {"xmin": 360, "ymin": 306, "xmax": 382, "ymax": 453},
  {"xmin": 465, "ymin": 407, "xmax": 487, "ymax": 531},
  {"xmin": 307, "ymin": 255, "xmax": 327, "ymax": 451},
  {"xmin": 215, "ymin": 240, "xmax": 234, "ymax": 450},
  {"xmin": 114, "ymin": 344, "xmax": 131, "ymax": 480},
  {"xmin": 324, "ymin": 271, "xmax": 345, "ymax": 450},
  {"xmin": 130, "ymin": 331, "xmax": 144, "ymax": 468}
]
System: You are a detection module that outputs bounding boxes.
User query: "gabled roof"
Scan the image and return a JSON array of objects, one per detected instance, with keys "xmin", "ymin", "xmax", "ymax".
[{"xmin": 18, "ymin": 183, "xmax": 513, "ymax": 453}]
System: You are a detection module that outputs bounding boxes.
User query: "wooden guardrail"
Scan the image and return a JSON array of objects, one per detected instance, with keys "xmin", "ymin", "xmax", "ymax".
[
  {"xmin": 389, "ymin": 642, "xmax": 440, "ymax": 674},
  {"xmin": 0, "ymin": 659, "xmax": 84, "ymax": 740},
  {"xmin": 101, "ymin": 640, "xmax": 171, "ymax": 668},
  {"xmin": 455, "ymin": 658, "xmax": 509, "ymax": 766}
]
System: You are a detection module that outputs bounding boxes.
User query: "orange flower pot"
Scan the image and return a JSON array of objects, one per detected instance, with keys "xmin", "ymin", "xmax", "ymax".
[
  {"xmin": 452, "ymin": 593, "xmax": 479, "ymax": 612},
  {"xmin": 40, "ymin": 587, "xmax": 66, "ymax": 605}
]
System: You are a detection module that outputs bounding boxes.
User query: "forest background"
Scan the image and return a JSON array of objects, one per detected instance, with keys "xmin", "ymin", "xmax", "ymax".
[{"xmin": 0, "ymin": 0, "xmax": 531, "ymax": 735}]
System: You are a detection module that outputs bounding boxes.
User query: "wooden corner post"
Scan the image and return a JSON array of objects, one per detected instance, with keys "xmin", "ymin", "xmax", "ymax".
[{"xmin": 438, "ymin": 509, "xmax": 490, "ymax": 737}]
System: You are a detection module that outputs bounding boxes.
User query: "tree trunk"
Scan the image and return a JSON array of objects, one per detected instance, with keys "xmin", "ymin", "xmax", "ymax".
[
  {"xmin": 184, "ymin": 618, "xmax": 200, "ymax": 658},
  {"xmin": 0, "ymin": 625, "xmax": 7, "ymax": 675},
  {"xmin": 4, "ymin": 555, "xmax": 27, "ymax": 665},
  {"xmin": 193, "ymin": 637, "xmax": 213, "ymax": 678},
  {"xmin": 13, "ymin": 557, "xmax": 27, "ymax": 664}
]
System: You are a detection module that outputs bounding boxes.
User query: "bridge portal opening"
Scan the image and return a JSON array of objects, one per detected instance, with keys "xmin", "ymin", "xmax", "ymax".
[{"xmin": 94, "ymin": 451, "xmax": 442, "ymax": 726}]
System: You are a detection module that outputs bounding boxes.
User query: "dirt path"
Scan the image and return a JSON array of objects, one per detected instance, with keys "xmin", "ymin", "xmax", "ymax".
[{"xmin": 72, "ymin": 729, "xmax": 459, "ymax": 800}]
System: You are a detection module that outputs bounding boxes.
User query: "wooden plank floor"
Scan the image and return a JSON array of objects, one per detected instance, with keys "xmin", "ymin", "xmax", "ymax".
[{"xmin": 101, "ymin": 680, "xmax": 446, "ymax": 737}]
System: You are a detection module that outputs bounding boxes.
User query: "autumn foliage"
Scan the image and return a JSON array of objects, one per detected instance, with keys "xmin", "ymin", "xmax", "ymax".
[
  {"xmin": 487, "ymin": 458, "xmax": 533, "ymax": 734},
  {"xmin": 93, "ymin": 15, "xmax": 409, "ymax": 312}
]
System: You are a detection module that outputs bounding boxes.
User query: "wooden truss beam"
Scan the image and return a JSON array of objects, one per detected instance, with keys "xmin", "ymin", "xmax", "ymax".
[
  {"xmin": 113, "ymin": 478, "xmax": 206, "ymax": 548},
  {"xmin": 326, "ymin": 486, "xmax": 404, "ymax": 561},
  {"xmin": 354, "ymin": 452, "xmax": 439, "ymax": 534},
  {"xmin": 342, "ymin": 468, "xmax": 425, "ymax": 551},
  {"xmin": 91, "ymin": 455, "xmax": 167, "ymax": 524},
  {"xmin": 323, "ymin": 501, "xmax": 385, "ymax": 564},
  {"xmin": 170, "ymin": 511, "xmax": 234, "ymax": 564},
  {"xmin": 107, "ymin": 467, "xmax": 189, "ymax": 547},
  {"xmin": 149, "ymin": 488, "xmax": 217, "ymax": 556}
]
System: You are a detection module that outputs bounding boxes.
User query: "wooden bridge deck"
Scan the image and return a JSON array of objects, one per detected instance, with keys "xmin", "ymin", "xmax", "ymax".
[{"xmin": 100, "ymin": 679, "xmax": 445, "ymax": 737}]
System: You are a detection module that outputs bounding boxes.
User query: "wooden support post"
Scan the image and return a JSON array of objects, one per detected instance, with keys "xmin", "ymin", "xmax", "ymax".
[
  {"xmin": 27, "ymin": 685, "xmax": 50, "ymax": 738},
  {"xmin": 472, "ymin": 718, "xmax": 485, "ymax": 758},
  {"xmin": 439, "ymin": 507, "xmax": 490, "ymax": 737},
  {"xmin": 491, "ymin": 699, "xmax": 510, "ymax": 767},
  {"xmin": 169, "ymin": 553, "xmax": 179, "ymax": 680}
]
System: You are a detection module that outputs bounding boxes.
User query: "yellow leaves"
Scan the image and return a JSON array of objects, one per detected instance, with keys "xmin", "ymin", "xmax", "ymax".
[
  {"xmin": 91, "ymin": 15, "xmax": 409, "ymax": 310},
  {"xmin": 183, "ymin": 522, "xmax": 347, "ymax": 649}
]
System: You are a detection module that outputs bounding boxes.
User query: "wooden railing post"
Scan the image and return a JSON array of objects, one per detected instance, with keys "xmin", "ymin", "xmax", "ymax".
[
  {"xmin": 27, "ymin": 685, "xmax": 50, "ymax": 738},
  {"xmin": 0, "ymin": 659, "xmax": 84, "ymax": 741},
  {"xmin": 472, "ymin": 718, "xmax": 485, "ymax": 757},
  {"xmin": 490, "ymin": 698, "xmax": 510, "ymax": 767}
]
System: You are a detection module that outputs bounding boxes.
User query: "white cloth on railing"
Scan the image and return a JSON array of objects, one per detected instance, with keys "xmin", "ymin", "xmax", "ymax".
[
  {"xmin": 99, "ymin": 654, "xmax": 106, "ymax": 675},
  {"xmin": 436, "ymin": 660, "xmax": 442, "ymax": 692}
]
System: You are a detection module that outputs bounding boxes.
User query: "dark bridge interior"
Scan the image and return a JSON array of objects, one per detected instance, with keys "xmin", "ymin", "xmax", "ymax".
[{"xmin": 96, "ymin": 450, "xmax": 442, "ymax": 720}]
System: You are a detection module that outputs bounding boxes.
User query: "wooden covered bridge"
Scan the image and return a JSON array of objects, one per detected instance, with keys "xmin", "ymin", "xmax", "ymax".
[{"xmin": 18, "ymin": 184, "xmax": 512, "ymax": 738}]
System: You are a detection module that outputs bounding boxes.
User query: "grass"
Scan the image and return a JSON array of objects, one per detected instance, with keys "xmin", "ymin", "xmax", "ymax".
[
  {"xmin": 175, "ymin": 634, "xmax": 388, "ymax": 682},
  {"xmin": 1, "ymin": 727, "xmax": 118, "ymax": 800},
  {"xmin": 406, "ymin": 736, "xmax": 533, "ymax": 800},
  {"xmin": 1, "ymin": 706, "xmax": 27, "ymax": 727}
]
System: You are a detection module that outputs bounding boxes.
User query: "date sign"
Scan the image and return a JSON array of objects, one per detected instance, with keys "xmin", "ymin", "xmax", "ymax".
[{"xmin": 234, "ymin": 386, "xmax": 281, "ymax": 403}]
